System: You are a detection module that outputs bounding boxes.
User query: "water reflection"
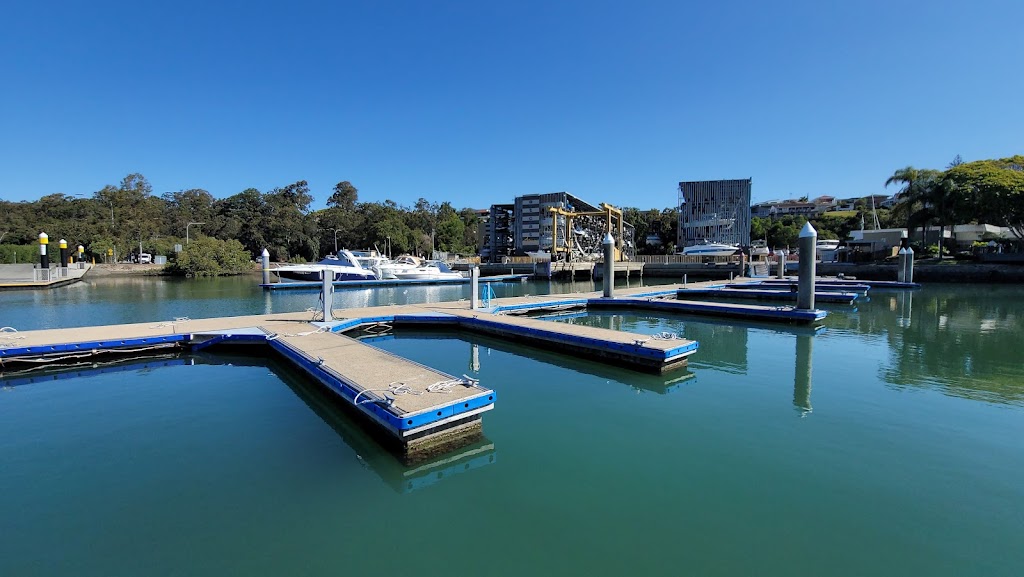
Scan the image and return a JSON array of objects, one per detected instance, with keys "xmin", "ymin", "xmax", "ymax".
[
  {"xmin": 879, "ymin": 286, "xmax": 1024, "ymax": 405},
  {"xmin": 272, "ymin": 356, "xmax": 497, "ymax": 492},
  {"xmin": 543, "ymin": 310, "xmax": 826, "ymax": 415},
  {"xmin": 0, "ymin": 352, "xmax": 496, "ymax": 493},
  {"xmin": 794, "ymin": 335, "xmax": 813, "ymax": 416}
]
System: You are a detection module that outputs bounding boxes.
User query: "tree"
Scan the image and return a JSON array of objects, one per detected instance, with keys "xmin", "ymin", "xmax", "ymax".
[
  {"xmin": 889, "ymin": 167, "xmax": 942, "ymax": 245},
  {"xmin": 328, "ymin": 181, "xmax": 358, "ymax": 210},
  {"xmin": 163, "ymin": 189, "xmax": 215, "ymax": 240},
  {"xmin": 945, "ymin": 155, "xmax": 1024, "ymax": 239}
]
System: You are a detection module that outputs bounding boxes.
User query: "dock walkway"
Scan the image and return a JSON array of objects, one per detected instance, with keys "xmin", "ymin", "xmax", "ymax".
[{"xmin": 0, "ymin": 263, "xmax": 92, "ymax": 290}]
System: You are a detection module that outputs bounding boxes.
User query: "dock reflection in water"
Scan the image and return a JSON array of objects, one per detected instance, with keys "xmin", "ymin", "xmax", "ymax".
[{"xmin": 0, "ymin": 352, "xmax": 497, "ymax": 494}]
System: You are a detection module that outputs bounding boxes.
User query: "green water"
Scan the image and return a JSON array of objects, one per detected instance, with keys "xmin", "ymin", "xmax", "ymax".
[
  {"xmin": 2, "ymin": 283, "xmax": 1023, "ymax": 576},
  {"xmin": 0, "ymin": 274, "xmax": 668, "ymax": 331}
]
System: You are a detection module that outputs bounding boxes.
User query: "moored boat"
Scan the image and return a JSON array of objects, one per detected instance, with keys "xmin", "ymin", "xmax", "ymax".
[
  {"xmin": 273, "ymin": 250, "xmax": 378, "ymax": 282},
  {"xmin": 679, "ymin": 242, "xmax": 739, "ymax": 257}
]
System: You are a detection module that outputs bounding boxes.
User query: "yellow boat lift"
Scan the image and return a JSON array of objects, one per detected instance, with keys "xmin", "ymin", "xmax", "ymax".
[{"xmin": 548, "ymin": 202, "xmax": 626, "ymax": 262}]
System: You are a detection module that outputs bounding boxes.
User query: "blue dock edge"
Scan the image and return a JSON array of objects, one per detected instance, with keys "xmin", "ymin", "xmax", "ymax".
[
  {"xmin": 265, "ymin": 333, "xmax": 496, "ymax": 436},
  {"xmin": 592, "ymin": 297, "xmax": 828, "ymax": 323},
  {"xmin": 334, "ymin": 307, "xmax": 699, "ymax": 373}
]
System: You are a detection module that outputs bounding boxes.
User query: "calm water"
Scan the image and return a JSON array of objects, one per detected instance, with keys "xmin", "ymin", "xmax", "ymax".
[
  {"xmin": 1, "ymin": 280, "xmax": 1023, "ymax": 576},
  {"xmin": 0, "ymin": 274, "xmax": 670, "ymax": 331}
]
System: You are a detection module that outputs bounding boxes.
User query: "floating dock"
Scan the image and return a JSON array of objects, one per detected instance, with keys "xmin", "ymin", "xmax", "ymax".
[
  {"xmin": 678, "ymin": 287, "xmax": 859, "ymax": 304},
  {"xmin": 761, "ymin": 277, "xmax": 920, "ymax": 290},
  {"xmin": 589, "ymin": 297, "xmax": 829, "ymax": 324},
  {"xmin": 0, "ymin": 263, "xmax": 92, "ymax": 290},
  {"xmin": 723, "ymin": 281, "xmax": 871, "ymax": 296},
  {"xmin": 0, "ymin": 279, "xmax": 838, "ymax": 461}
]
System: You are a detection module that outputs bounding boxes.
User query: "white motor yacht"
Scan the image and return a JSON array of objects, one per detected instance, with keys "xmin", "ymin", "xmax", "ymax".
[
  {"xmin": 273, "ymin": 250, "xmax": 378, "ymax": 282},
  {"xmin": 679, "ymin": 242, "xmax": 739, "ymax": 257},
  {"xmin": 392, "ymin": 260, "xmax": 465, "ymax": 280}
]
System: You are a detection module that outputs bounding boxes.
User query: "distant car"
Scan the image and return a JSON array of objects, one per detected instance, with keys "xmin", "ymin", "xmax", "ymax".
[{"xmin": 139, "ymin": 253, "xmax": 152, "ymax": 264}]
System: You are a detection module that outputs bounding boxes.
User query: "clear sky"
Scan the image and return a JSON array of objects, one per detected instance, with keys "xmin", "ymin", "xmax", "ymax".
[{"xmin": 2, "ymin": 0, "xmax": 1021, "ymax": 210}]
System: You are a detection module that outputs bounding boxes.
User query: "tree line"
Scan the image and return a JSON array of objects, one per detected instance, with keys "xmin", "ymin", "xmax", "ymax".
[
  {"xmin": 0, "ymin": 174, "xmax": 486, "ymax": 264},
  {"xmin": 884, "ymin": 155, "xmax": 1024, "ymax": 255},
  {"xmin": 2, "ymin": 155, "xmax": 1020, "ymax": 265}
]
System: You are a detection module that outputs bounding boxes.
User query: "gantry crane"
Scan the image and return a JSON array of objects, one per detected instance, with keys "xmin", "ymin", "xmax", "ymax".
[{"xmin": 547, "ymin": 202, "xmax": 627, "ymax": 262}]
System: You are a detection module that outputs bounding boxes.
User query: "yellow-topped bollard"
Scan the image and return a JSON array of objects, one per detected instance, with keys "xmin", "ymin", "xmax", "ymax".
[
  {"xmin": 39, "ymin": 232, "xmax": 49, "ymax": 270},
  {"xmin": 59, "ymin": 238, "xmax": 69, "ymax": 269}
]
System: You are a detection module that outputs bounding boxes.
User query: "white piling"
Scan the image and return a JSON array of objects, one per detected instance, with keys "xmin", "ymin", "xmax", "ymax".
[
  {"xmin": 321, "ymin": 271, "xmax": 334, "ymax": 321},
  {"xmin": 602, "ymin": 233, "xmax": 614, "ymax": 298},
  {"xmin": 470, "ymin": 266, "xmax": 479, "ymax": 309},
  {"xmin": 905, "ymin": 246, "xmax": 915, "ymax": 283},
  {"xmin": 897, "ymin": 247, "xmax": 907, "ymax": 283},
  {"xmin": 797, "ymin": 223, "xmax": 817, "ymax": 310},
  {"xmin": 261, "ymin": 248, "xmax": 271, "ymax": 285}
]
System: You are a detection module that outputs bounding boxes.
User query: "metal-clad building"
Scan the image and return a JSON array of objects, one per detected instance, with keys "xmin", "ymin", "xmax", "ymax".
[{"xmin": 677, "ymin": 179, "xmax": 752, "ymax": 249}]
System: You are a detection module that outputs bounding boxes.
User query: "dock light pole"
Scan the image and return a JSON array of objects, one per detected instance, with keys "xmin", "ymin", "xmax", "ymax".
[
  {"xmin": 186, "ymin": 222, "xmax": 205, "ymax": 244},
  {"xmin": 797, "ymin": 222, "xmax": 816, "ymax": 310},
  {"xmin": 78, "ymin": 245, "xmax": 85, "ymax": 268},
  {"xmin": 602, "ymin": 232, "xmax": 615, "ymax": 298}
]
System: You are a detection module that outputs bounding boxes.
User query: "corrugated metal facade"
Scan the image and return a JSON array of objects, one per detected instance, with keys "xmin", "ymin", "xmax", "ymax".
[{"xmin": 677, "ymin": 179, "xmax": 752, "ymax": 248}]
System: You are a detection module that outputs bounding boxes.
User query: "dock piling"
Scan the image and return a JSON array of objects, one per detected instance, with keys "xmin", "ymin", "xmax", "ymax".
[
  {"xmin": 797, "ymin": 223, "xmax": 816, "ymax": 310},
  {"xmin": 777, "ymin": 251, "xmax": 787, "ymax": 279},
  {"xmin": 602, "ymin": 233, "xmax": 614, "ymax": 298},
  {"xmin": 470, "ymin": 266, "xmax": 479, "ymax": 309},
  {"xmin": 897, "ymin": 248, "xmax": 907, "ymax": 282},
  {"xmin": 321, "ymin": 271, "xmax": 334, "ymax": 320},
  {"xmin": 261, "ymin": 249, "xmax": 270, "ymax": 285},
  {"xmin": 905, "ymin": 246, "xmax": 914, "ymax": 283},
  {"xmin": 38, "ymin": 233, "xmax": 49, "ymax": 279}
]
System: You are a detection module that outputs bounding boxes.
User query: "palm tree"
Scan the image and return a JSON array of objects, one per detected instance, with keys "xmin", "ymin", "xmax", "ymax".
[{"xmin": 887, "ymin": 167, "xmax": 942, "ymax": 250}]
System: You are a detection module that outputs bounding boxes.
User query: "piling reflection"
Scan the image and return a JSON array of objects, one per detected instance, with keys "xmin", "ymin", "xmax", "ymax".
[{"xmin": 793, "ymin": 334, "xmax": 813, "ymax": 416}]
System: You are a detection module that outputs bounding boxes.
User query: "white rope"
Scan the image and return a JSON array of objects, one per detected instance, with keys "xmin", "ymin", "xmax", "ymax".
[
  {"xmin": 1, "ymin": 344, "xmax": 176, "ymax": 364},
  {"xmin": 353, "ymin": 381, "xmax": 422, "ymax": 405},
  {"xmin": 634, "ymin": 332, "xmax": 683, "ymax": 345},
  {"xmin": 265, "ymin": 325, "xmax": 331, "ymax": 340},
  {"xmin": 353, "ymin": 375, "xmax": 477, "ymax": 404},
  {"xmin": 0, "ymin": 327, "xmax": 26, "ymax": 348},
  {"xmin": 150, "ymin": 317, "xmax": 192, "ymax": 329}
]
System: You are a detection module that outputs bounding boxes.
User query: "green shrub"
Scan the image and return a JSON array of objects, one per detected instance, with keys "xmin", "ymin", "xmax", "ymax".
[
  {"xmin": 0, "ymin": 244, "xmax": 37, "ymax": 264},
  {"xmin": 168, "ymin": 237, "xmax": 253, "ymax": 276}
]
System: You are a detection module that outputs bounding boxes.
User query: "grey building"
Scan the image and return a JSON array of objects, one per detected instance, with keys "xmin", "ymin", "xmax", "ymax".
[
  {"xmin": 485, "ymin": 191, "xmax": 633, "ymax": 261},
  {"xmin": 513, "ymin": 192, "xmax": 602, "ymax": 253},
  {"xmin": 677, "ymin": 179, "xmax": 752, "ymax": 249}
]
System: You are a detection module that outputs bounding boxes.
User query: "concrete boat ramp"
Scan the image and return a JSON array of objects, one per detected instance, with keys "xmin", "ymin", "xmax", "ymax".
[{"xmin": 1, "ymin": 280, "xmax": 831, "ymax": 461}]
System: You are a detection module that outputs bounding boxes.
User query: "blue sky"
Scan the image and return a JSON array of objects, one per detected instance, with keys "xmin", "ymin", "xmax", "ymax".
[{"xmin": 1, "ymin": 0, "xmax": 1021, "ymax": 210}]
